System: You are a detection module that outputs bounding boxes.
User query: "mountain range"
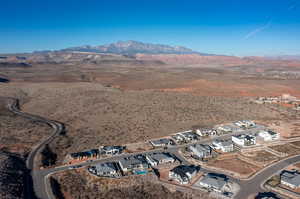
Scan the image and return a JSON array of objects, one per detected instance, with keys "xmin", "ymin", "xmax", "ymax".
[{"xmin": 59, "ymin": 40, "xmax": 211, "ymax": 55}]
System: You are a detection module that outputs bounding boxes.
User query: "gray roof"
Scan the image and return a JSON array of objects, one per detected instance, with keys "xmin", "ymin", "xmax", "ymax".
[
  {"xmin": 181, "ymin": 131, "xmax": 198, "ymax": 138},
  {"xmin": 281, "ymin": 170, "xmax": 300, "ymax": 187},
  {"xmin": 189, "ymin": 144, "xmax": 211, "ymax": 152},
  {"xmin": 151, "ymin": 138, "xmax": 171, "ymax": 145},
  {"xmin": 213, "ymin": 139, "xmax": 233, "ymax": 147},
  {"xmin": 102, "ymin": 146, "xmax": 124, "ymax": 151},
  {"xmin": 94, "ymin": 162, "xmax": 117, "ymax": 173},
  {"xmin": 199, "ymin": 174, "xmax": 227, "ymax": 190},
  {"xmin": 119, "ymin": 155, "xmax": 148, "ymax": 169},
  {"xmin": 147, "ymin": 152, "xmax": 174, "ymax": 162}
]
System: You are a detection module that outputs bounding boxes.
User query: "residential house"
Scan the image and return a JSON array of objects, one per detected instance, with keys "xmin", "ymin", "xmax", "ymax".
[
  {"xmin": 88, "ymin": 162, "xmax": 118, "ymax": 177},
  {"xmin": 145, "ymin": 152, "xmax": 176, "ymax": 166},
  {"xmin": 234, "ymin": 120, "xmax": 256, "ymax": 128},
  {"xmin": 280, "ymin": 170, "xmax": 300, "ymax": 189},
  {"xmin": 172, "ymin": 134, "xmax": 185, "ymax": 143},
  {"xmin": 231, "ymin": 134, "xmax": 256, "ymax": 147},
  {"xmin": 216, "ymin": 125, "xmax": 234, "ymax": 134},
  {"xmin": 212, "ymin": 139, "xmax": 234, "ymax": 152},
  {"xmin": 198, "ymin": 174, "xmax": 228, "ymax": 192},
  {"xmin": 169, "ymin": 165, "xmax": 199, "ymax": 184},
  {"xmin": 68, "ymin": 149, "xmax": 99, "ymax": 160},
  {"xmin": 179, "ymin": 130, "xmax": 199, "ymax": 142},
  {"xmin": 188, "ymin": 144, "xmax": 213, "ymax": 159},
  {"xmin": 99, "ymin": 146, "xmax": 125, "ymax": 155},
  {"xmin": 196, "ymin": 128, "xmax": 217, "ymax": 137},
  {"xmin": 150, "ymin": 138, "xmax": 174, "ymax": 147},
  {"xmin": 258, "ymin": 130, "xmax": 280, "ymax": 141},
  {"xmin": 118, "ymin": 155, "xmax": 149, "ymax": 174}
]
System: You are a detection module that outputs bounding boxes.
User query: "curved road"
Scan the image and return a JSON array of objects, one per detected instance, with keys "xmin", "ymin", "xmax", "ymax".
[
  {"xmin": 4, "ymin": 97, "xmax": 300, "ymax": 199},
  {"xmin": 6, "ymin": 97, "xmax": 64, "ymax": 199}
]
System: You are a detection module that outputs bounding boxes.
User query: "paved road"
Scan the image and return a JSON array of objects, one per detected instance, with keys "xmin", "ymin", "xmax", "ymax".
[
  {"xmin": 6, "ymin": 98, "xmax": 64, "ymax": 199},
  {"xmin": 5, "ymin": 97, "xmax": 300, "ymax": 199},
  {"xmin": 235, "ymin": 155, "xmax": 300, "ymax": 199}
]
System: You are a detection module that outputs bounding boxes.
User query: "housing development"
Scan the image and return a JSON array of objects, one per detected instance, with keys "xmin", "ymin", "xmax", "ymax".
[{"xmin": 50, "ymin": 118, "xmax": 300, "ymax": 199}]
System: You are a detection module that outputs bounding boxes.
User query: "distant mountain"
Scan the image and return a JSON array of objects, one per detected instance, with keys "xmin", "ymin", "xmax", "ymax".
[
  {"xmin": 265, "ymin": 55, "xmax": 300, "ymax": 61},
  {"xmin": 61, "ymin": 40, "xmax": 211, "ymax": 55}
]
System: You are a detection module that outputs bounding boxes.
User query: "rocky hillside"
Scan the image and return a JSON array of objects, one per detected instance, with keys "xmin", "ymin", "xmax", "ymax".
[{"xmin": 0, "ymin": 152, "xmax": 26, "ymax": 199}]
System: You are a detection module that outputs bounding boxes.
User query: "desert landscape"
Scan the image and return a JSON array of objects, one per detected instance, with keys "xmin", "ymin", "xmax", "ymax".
[{"xmin": 1, "ymin": 41, "xmax": 300, "ymax": 199}]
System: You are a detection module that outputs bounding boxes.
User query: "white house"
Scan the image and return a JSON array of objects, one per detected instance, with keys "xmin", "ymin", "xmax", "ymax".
[
  {"xmin": 232, "ymin": 134, "xmax": 256, "ymax": 147},
  {"xmin": 196, "ymin": 128, "xmax": 217, "ymax": 137},
  {"xmin": 234, "ymin": 120, "xmax": 256, "ymax": 128},
  {"xmin": 212, "ymin": 139, "xmax": 234, "ymax": 152},
  {"xmin": 99, "ymin": 146, "xmax": 125, "ymax": 155},
  {"xmin": 258, "ymin": 130, "xmax": 280, "ymax": 141},
  {"xmin": 217, "ymin": 125, "xmax": 233, "ymax": 133},
  {"xmin": 188, "ymin": 144, "xmax": 212, "ymax": 159},
  {"xmin": 145, "ymin": 152, "xmax": 175, "ymax": 166}
]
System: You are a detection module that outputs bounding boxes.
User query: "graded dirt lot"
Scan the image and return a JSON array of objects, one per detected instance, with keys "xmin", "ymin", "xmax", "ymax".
[
  {"xmin": 206, "ymin": 154, "xmax": 261, "ymax": 177},
  {"xmin": 269, "ymin": 144, "xmax": 300, "ymax": 156},
  {"xmin": 241, "ymin": 150, "xmax": 279, "ymax": 166}
]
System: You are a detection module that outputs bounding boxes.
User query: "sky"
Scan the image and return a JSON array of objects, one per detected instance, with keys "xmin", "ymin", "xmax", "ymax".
[{"xmin": 0, "ymin": 0, "xmax": 299, "ymax": 56}]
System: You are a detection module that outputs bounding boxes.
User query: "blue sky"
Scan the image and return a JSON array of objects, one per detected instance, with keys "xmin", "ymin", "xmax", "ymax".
[{"xmin": 0, "ymin": 0, "xmax": 299, "ymax": 56}]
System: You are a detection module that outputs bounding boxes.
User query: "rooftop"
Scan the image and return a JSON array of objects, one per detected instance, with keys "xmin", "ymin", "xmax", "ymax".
[
  {"xmin": 93, "ymin": 162, "xmax": 117, "ymax": 173},
  {"xmin": 281, "ymin": 170, "xmax": 300, "ymax": 187},
  {"xmin": 189, "ymin": 144, "xmax": 211, "ymax": 151},
  {"xmin": 119, "ymin": 155, "xmax": 149, "ymax": 168},
  {"xmin": 171, "ymin": 165, "xmax": 199, "ymax": 178},
  {"xmin": 150, "ymin": 138, "xmax": 172, "ymax": 145},
  {"xmin": 199, "ymin": 174, "xmax": 227, "ymax": 190},
  {"xmin": 213, "ymin": 139, "xmax": 233, "ymax": 147},
  {"xmin": 233, "ymin": 134, "xmax": 255, "ymax": 140},
  {"xmin": 147, "ymin": 152, "xmax": 174, "ymax": 162}
]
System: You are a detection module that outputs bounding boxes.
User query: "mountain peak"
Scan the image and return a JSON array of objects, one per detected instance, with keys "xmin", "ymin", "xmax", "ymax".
[{"xmin": 62, "ymin": 40, "xmax": 209, "ymax": 55}]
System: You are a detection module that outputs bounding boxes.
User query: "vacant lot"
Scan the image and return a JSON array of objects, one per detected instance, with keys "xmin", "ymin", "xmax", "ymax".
[
  {"xmin": 269, "ymin": 144, "xmax": 300, "ymax": 156},
  {"xmin": 241, "ymin": 150, "xmax": 279, "ymax": 165},
  {"xmin": 206, "ymin": 155, "xmax": 261, "ymax": 177}
]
